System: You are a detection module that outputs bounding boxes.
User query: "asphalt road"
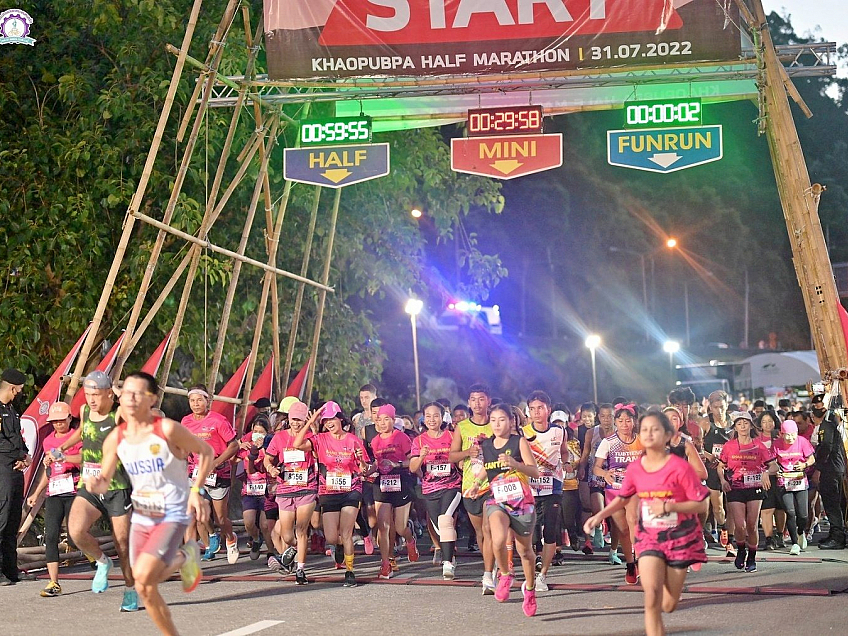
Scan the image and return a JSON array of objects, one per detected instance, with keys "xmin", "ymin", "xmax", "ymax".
[{"xmin": 5, "ymin": 542, "xmax": 848, "ymax": 635}]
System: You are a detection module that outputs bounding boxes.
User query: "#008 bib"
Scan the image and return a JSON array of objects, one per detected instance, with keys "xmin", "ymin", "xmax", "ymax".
[{"xmin": 492, "ymin": 475, "xmax": 523, "ymax": 505}]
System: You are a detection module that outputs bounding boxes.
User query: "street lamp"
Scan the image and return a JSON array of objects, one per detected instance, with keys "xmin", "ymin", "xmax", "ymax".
[
  {"xmin": 663, "ymin": 340, "xmax": 680, "ymax": 381},
  {"xmin": 410, "ymin": 208, "xmax": 423, "ymax": 219},
  {"xmin": 405, "ymin": 298, "xmax": 424, "ymax": 410},
  {"xmin": 666, "ymin": 238, "xmax": 678, "ymax": 249},
  {"xmin": 585, "ymin": 334, "xmax": 601, "ymax": 403}
]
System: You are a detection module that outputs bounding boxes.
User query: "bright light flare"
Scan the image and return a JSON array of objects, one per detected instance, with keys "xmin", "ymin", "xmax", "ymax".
[
  {"xmin": 585, "ymin": 334, "xmax": 601, "ymax": 350},
  {"xmin": 663, "ymin": 340, "xmax": 680, "ymax": 354},
  {"xmin": 666, "ymin": 238, "xmax": 678, "ymax": 249},
  {"xmin": 405, "ymin": 298, "xmax": 423, "ymax": 316},
  {"xmin": 411, "ymin": 208, "xmax": 423, "ymax": 218}
]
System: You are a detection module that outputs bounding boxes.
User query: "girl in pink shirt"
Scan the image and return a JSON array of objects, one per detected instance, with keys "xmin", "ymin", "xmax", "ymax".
[
  {"xmin": 237, "ymin": 421, "xmax": 275, "ymax": 562},
  {"xmin": 773, "ymin": 420, "xmax": 816, "ymax": 554},
  {"xmin": 585, "ymin": 411, "xmax": 709, "ymax": 636}
]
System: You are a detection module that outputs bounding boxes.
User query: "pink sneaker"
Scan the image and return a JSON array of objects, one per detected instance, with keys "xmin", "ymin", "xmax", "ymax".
[
  {"xmin": 363, "ymin": 535, "xmax": 374, "ymax": 556},
  {"xmin": 522, "ymin": 581, "xmax": 537, "ymax": 617},
  {"xmin": 494, "ymin": 573, "xmax": 514, "ymax": 602}
]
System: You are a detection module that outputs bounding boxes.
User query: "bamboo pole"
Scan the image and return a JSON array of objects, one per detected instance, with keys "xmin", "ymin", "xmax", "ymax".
[
  {"xmin": 208, "ymin": 116, "xmax": 281, "ymax": 388},
  {"xmin": 283, "ymin": 185, "xmax": 322, "ymax": 387},
  {"xmin": 129, "ymin": 210, "xmax": 333, "ymax": 292},
  {"xmin": 113, "ymin": 3, "xmax": 243, "ymax": 379},
  {"xmin": 746, "ymin": 0, "xmax": 848, "ymax": 374},
  {"xmin": 64, "ymin": 0, "xmax": 206, "ymax": 401},
  {"xmin": 304, "ymin": 188, "xmax": 343, "ymax": 401},
  {"xmin": 162, "ymin": 385, "xmax": 253, "ymax": 405}
]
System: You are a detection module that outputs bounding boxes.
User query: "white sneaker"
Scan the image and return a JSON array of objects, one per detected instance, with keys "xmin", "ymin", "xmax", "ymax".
[
  {"xmin": 799, "ymin": 534, "xmax": 808, "ymax": 550},
  {"xmin": 535, "ymin": 572, "xmax": 549, "ymax": 592},
  {"xmin": 482, "ymin": 571, "xmax": 495, "ymax": 595},
  {"xmin": 226, "ymin": 538, "xmax": 240, "ymax": 565},
  {"xmin": 442, "ymin": 561, "xmax": 455, "ymax": 580},
  {"xmin": 789, "ymin": 543, "xmax": 801, "ymax": 556}
]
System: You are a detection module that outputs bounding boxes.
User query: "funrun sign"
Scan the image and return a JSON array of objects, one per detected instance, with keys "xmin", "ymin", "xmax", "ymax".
[{"xmin": 263, "ymin": 0, "xmax": 741, "ymax": 79}]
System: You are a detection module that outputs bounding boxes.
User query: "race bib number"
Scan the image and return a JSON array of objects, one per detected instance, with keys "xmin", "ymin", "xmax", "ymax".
[
  {"xmin": 610, "ymin": 469, "xmax": 626, "ymax": 490},
  {"xmin": 711, "ymin": 444, "xmax": 724, "ymax": 460},
  {"xmin": 131, "ymin": 489, "xmax": 165, "ymax": 518},
  {"xmin": 743, "ymin": 472, "xmax": 763, "ymax": 487},
  {"xmin": 48, "ymin": 473, "xmax": 75, "ymax": 497},
  {"xmin": 283, "ymin": 449, "xmax": 306, "ymax": 464},
  {"xmin": 641, "ymin": 501, "xmax": 678, "ymax": 530},
  {"xmin": 284, "ymin": 469, "xmax": 308, "ymax": 486},
  {"xmin": 427, "ymin": 462, "xmax": 450, "ymax": 477},
  {"xmin": 192, "ymin": 466, "xmax": 217, "ymax": 487},
  {"xmin": 245, "ymin": 481, "xmax": 266, "ymax": 496},
  {"xmin": 326, "ymin": 471, "xmax": 351, "ymax": 492},
  {"xmin": 780, "ymin": 471, "xmax": 807, "ymax": 492},
  {"xmin": 82, "ymin": 462, "xmax": 102, "ymax": 480},
  {"xmin": 530, "ymin": 474, "xmax": 553, "ymax": 496},
  {"xmin": 380, "ymin": 475, "xmax": 401, "ymax": 493},
  {"xmin": 492, "ymin": 476, "xmax": 523, "ymax": 505}
]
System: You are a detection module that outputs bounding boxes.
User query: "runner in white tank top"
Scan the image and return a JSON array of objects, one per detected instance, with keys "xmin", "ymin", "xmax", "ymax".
[{"xmin": 86, "ymin": 372, "xmax": 214, "ymax": 636}]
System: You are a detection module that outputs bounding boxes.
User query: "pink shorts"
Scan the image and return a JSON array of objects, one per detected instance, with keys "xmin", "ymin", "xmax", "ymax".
[
  {"xmin": 276, "ymin": 493, "xmax": 317, "ymax": 513},
  {"xmin": 129, "ymin": 521, "xmax": 188, "ymax": 567}
]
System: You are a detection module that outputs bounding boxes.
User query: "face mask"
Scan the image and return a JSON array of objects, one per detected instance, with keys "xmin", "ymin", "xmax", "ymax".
[{"xmin": 812, "ymin": 407, "xmax": 827, "ymax": 418}]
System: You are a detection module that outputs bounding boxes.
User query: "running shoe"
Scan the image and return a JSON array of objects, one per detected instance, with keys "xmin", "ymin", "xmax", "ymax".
[
  {"xmin": 354, "ymin": 535, "xmax": 364, "ymax": 546},
  {"xmin": 407, "ymin": 536, "xmax": 419, "ymax": 562},
  {"xmin": 295, "ymin": 568, "xmax": 309, "ymax": 585},
  {"xmin": 745, "ymin": 561, "xmax": 757, "ymax": 573},
  {"xmin": 535, "ymin": 555, "xmax": 543, "ymax": 572},
  {"xmin": 725, "ymin": 544, "xmax": 736, "ymax": 558},
  {"xmin": 249, "ymin": 536, "xmax": 263, "ymax": 561},
  {"xmin": 521, "ymin": 581, "xmax": 538, "ymax": 617},
  {"xmin": 267, "ymin": 554, "xmax": 283, "ymax": 573},
  {"xmin": 442, "ymin": 561, "xmax": 455, "ymax": 580},
  {"xmin": 432, "ymin": 547, "xmax": 442, "ymax": 565},
  {"xmin": 535, "ymin": 573, "xmax": 549, "ymax": 592},
  {"xmin": 40, "ymin": 581, "xmax": 62, "ymax": 597},
  {"xmin": 789, "ymin": 543, "xmax": 801, "ymax": 556},
  {"xmin": 92, "ymin": 557, "xmax": 113, "ymax": 593},
  {"xmin": 624, "ymin": 562, "xmax": 638, "ymax": 584},
  {"xmin": 467, "ymin": 542, "xmax": 479, "ymax": 553},
  {"xmin": 378, "ymin": 560, "xmax": 393, "ymax": 579},
  {"xmin": 593, "ymin": 526, "xmax": 604, "ymax": 549},
  {"xmin": 226, "ymin": 538, "xmax": 240, "ymax": 565},
  {"xmin": 609, "ymin": 550, "xmax": 622, "ymax": 566},
  {"xmin": 363, "ymin": 534, "xmax": 375, "ymax": 555},
  {"xmin": 325, "ymin": 544, "xmax": 335, "ymax": 558},
  {"xmin": 389, "ymin": 557, "xmax": 399, "ymax": 572},
  {"xmin": 719, "ymin": 528, "xmax": 729, "ymax": 548},
  {"xmin": 481, "ymin": 571, "xmax": 496, "ymax": 596},
  {"xmin": 690, "ymin": 562, "xmax": 702, "ymax": 572},
  {"xmin": 765, "ymin": 536, "xmax": 776, "ymax": 551},
  {"xmin": 552, "ymin": 551, "xmax": 566, "ymax": 566},
  {"xmin": 179, "ymin": 541, "xmax": 203, "ymax": 593},
  {"xmin": 582, "ymin": 540, "xmax": 594, "ymax": 555},
  {"xmin": 800, "ymin": 534, "xmax": 808, "ymax": 551},
  {"xmin": 343, "ymin": 571, "xmax": 357, "ymax": 587},
  {"xmin": 208, "ymin": 532, "xmax": 221, "ymax": 555},
  {"xmin": 201, "ymin": 545, "xmax": 215, "ymax": 561},
  {"xmin": 494, "ymin": 573, "xmax": 514, "ymax": 602},
  {"xmin": 734, "ymin": 545, "xmax": 747, "ymax": 570},
  {"xmin": 120, "ymin": 588, "xmax": 139, "ymax": 611},
  {"xmin": 281, "ymin": 546, "xmax": 297, "ymax": 573}
]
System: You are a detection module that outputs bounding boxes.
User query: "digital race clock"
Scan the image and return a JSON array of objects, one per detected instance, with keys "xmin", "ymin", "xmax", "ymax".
[
  {"xmin": 299, "ymin": 116, "xmax": 373, "ymax": 147},
  {"xmin": 624, "ymin": 98, "xmax": 702, "ymax": 129},
  {"xmin": 467, "ymin": 106, "xmax": 544, "ymax": 137}
]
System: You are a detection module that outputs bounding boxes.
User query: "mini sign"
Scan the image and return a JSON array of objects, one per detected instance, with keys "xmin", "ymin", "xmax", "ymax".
[
  {"xmin": 451, "ymin": 133, "xmax": 562, "ymax": 180},
  {"xmin": 284, "ymin": 143, "xmax": 390, "ymax": 188},
  {"xmin": 607, "ymin": 125, "xmax": 722, "ymax": 173}
]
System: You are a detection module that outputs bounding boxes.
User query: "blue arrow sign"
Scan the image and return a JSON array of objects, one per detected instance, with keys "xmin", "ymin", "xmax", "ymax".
[
  {"xmin": 607, "ymin": 125, "xmax": 723, "ymax": 173},
  {"xmin": 284, "ymin": 143, "xmax": 390, "ymax": 188}
]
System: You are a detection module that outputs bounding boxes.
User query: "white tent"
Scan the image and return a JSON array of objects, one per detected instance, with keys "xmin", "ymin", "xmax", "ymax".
[{"xmin": 739, "ymin": 351, "xmax": 821, "ymax": 390}]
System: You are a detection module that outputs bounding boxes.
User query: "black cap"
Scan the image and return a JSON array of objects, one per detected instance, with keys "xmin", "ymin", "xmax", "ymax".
[
  {"xmin": 1, "ymin": 368, "xmax": 27, "ymax": 385},
  {"xmin": 254, "ymin": 397, "xmax": 272, "ymax": 409}
]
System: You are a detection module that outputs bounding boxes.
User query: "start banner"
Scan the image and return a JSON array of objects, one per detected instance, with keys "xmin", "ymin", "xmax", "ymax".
[{"xmin": 264, "ymin": 0, "xmax": 741, "ymax": 79}]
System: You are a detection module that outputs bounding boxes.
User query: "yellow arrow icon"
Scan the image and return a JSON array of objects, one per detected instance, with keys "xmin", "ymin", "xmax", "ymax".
[
  {"xmin": 321, "ymin": 169, "xmax": 352, "ymax": 184},
  {"xmin": 490, "ymin": 160, "xmax": 523, "ymax": 175}
]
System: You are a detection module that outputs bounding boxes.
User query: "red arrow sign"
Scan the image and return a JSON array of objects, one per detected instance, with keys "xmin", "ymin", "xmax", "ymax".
[{"xmin": 451, "ymin": 133, "xmax": 562, "ymax": 180}]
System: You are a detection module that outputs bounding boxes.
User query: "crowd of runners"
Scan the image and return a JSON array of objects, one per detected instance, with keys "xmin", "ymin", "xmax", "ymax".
[{"xmin": 1, "ymin": 367, "xmax": 846, "ymax": 635}]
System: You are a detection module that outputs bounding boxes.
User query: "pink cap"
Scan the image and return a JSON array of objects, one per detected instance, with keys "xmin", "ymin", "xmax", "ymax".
[
  {"xmin": 288, "ymin": 401, "xmax": 308, "ymax": 421},
  {"xmin": 377, "ymin": 404, "xmax": 396, "ymax": 419},
  {"xmin": 321, "ymin": 401, "xmax": 342, "ymax": 420},
  {"xmin": 47, "ymin": 401, "xmax": 71, "ymax": 421},
  {"xmin": 781, "ymin": 420, "xmax": 798, "ymax": 435}
]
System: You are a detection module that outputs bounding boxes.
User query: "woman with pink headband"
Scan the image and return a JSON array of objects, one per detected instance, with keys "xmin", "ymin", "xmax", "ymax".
[
  {"xmin": 772, "ymin": 419, "xmax": 816, "ymax": 555},
  {"xmin": 593, "ymin": 402, "xmax": 643, "ymax": 584}
]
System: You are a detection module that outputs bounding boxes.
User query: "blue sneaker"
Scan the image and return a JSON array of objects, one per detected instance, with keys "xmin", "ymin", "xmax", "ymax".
[
  {"xmin": 208, "ymin": 533, "xmax": 221, "ymax": 555},
  {"xmin": 92, "ymin": 557, "xmax": 113, "ymax": 593},
  {"xmin": 120, "ymin": 588, "xmax": 139, "ymax": 612},
  {"xmin": 201, "ymin": 545, "xmax": 215, "ymax": 561}
]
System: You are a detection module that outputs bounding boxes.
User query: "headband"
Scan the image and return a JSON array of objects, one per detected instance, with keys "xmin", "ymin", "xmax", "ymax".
[
  {"xmin": 187, "ymin": 388, "xmax": 210, "ymax": 400},
  {"xmin": 615, "ymin": 402, "xmax": 637, "ymax": 416}
]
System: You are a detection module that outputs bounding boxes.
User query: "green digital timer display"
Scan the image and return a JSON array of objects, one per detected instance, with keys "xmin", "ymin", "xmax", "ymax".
[
  {"xmin": 623, "ymin": 98, "xmax": 703, "ymax": 129},
  {"xmin": 299, "ymin": 116, "xmax": 373, "ymax": 147}
]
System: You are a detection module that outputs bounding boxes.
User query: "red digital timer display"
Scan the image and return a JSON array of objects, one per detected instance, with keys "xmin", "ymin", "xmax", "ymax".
[{"xmin": 467, "ymin": 106, "xmax": 544, "ymax": 137}]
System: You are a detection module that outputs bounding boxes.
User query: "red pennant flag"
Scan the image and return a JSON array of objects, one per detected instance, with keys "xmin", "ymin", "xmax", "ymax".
[
  {"xmin": 242, "ymin": 356, "xmax": 275, "ymax": 430},
  {"xmin": 21, "ymin": 327, "xmax": 90, "ymax": 495},
  {"xmin": 837, "ymin": 302, "xmax": 848, "ymax": 357},
  {"xmin": 285, "ymin": 360, "xmax": 310, "ymax": 399},
  {"xmin": 140, "ymin": 330, "xmax": 173, "ymax": 376},
  {"xmin": 211, "ymin": 355, "xmax": 250, "ymax": 426},
  {"xmin": 69, "ymin": 332, "xmax": 126, "ymax": 419}
]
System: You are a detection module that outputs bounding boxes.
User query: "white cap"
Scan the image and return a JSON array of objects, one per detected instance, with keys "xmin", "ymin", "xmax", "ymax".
[{"xmin": 550, "ymin": 410, "xmax": 568, "ymax": 424}]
